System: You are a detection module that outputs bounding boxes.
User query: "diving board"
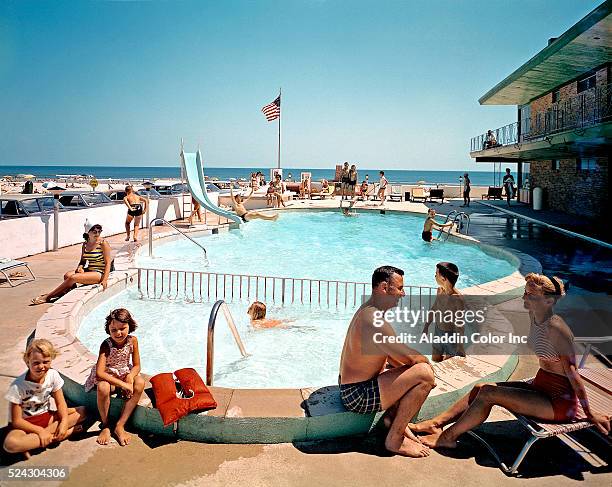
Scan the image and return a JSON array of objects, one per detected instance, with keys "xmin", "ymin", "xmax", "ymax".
[{"xmin": 180, "ymin": 149, "xmax": 242, "ymax": 225}]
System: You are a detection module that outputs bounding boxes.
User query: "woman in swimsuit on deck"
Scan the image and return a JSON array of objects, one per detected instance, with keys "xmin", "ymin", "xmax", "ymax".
[
  {"xmin": 31, "ymin": 224, "xmax": 111, "ymax": 304},
  {"xmin": 230, "ymin": 186, "xmax": 278, "ymax": 222},
  {"xmin": 411, "ymin": 273, "xmax": 610, "ymax": 448},
  {"xmin": 123, "ymin": 185, "xmax": 147, "ymax": 242}
]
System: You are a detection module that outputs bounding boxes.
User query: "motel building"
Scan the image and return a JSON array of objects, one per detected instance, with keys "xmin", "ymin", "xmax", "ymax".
[{"xmin": 469, "ymin": 1, "xmax": 610, "ymax": 219}]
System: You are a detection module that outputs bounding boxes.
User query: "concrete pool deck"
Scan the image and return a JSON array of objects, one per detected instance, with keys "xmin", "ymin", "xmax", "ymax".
[{"xmin": 0, "ymin": 201, "xmax": 610, "ymax": 485}]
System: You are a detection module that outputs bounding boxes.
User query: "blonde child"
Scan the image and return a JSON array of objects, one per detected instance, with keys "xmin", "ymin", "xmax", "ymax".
[
  {"xmin": 3, "ymin": 339, "xmax": 87, "ymax": 458},
  {"xmin": 84, "ymin": 308, "xmax": 144, "ymax": 446}
]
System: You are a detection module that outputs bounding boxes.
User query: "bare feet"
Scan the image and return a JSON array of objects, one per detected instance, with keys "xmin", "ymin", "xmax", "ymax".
[
  {"xmin": 31, "ymin": 294, "xmax": 48, "ymax": 305},
  {"xmin": 97, "ymin": 427, "xmax": 112, "ymax": 445},
  {"xmin": 421, "ymin": 431, "xmax": 458, "ymax": 449},
  {"xmin": 114, "ymin": 425, "xmax": 131, "ymax": 446},
  {"xmin": 385, "ymin": 436, "xmax": 431, "ymax": 457},
  {"xmin": 383, "ymin": 416, "xmax": 422, "ymax": 442},
  {"xmin": 125, "ymin": 237, "xmax": 130, "ymax": 241},
  {"xmin": 408, "ymin": 419, "xmax": 443, "ymax": 435}
]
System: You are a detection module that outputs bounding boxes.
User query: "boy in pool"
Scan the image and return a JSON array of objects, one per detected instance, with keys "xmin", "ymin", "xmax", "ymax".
[{"xmin": 422, "ymin": 209, "xmax": 453, "ymax": 242}]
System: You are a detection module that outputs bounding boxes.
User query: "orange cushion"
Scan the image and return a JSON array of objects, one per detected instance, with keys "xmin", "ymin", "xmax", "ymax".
[{"xmin": 150, "ymin": 368, "xmax": 217, "ymax": 426}]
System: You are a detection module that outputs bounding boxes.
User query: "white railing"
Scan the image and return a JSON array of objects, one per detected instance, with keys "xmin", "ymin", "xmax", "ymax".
[{"xmin": 134, "ymin": 268, "xmax": 437, "ymax": 309}]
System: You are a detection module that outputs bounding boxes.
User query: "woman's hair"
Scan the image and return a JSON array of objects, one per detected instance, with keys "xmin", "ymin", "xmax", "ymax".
[
  {"xmin": 525, "ymin": 273, "xmax": 566, "ymax": 296},
  {"xmin": 23, "ymin": 339, "xmax": 59, "ymax": 363},
  {"xmin": 125, "ymin": 185, "xmax": 133, "ymax": 193},
  {"xmin": 83, "ymin": 224, "xmax": 103, "ymax": 241},
  {"xmin": 436, "ymin": 262, "xmax": 459, "ymax": 286},
  {"xmin": 247, "ymin": 301, "xmax": 267, "ymax": 320},
  {"xmin": 104, "ymin": 308, "xmax": 138, "ymax": 334}
]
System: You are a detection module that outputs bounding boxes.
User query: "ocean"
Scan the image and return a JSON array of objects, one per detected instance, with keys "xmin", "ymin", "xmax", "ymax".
[{"xmin": 0, "ymin": 165, "xmax": 511, "ymax": 186}]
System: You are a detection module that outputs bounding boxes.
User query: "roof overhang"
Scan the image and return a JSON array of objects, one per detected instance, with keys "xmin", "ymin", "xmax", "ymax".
[{"xmin": 480, "ymin": 2, "xmax": 612, "ymax": 105}]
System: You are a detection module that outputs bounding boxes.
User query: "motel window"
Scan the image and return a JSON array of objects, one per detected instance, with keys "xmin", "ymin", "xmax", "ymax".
[
  {"xmin": 577, "ymin": 158, "xmax": 598, "ymax": 171},
  {"xmin": 577, "ymin": 74, "xmax": 596, "ymax": 93},
  {"xmin": 552, "ymin": 90, "xmax": 560, "ymax": 103},
  {"xmin": 551, "ymin": 160, "xmax": 560, "ymax": 171},
  {"xmin": 522, "ymin": 162, "xmax": 530, "ymax": 175}
]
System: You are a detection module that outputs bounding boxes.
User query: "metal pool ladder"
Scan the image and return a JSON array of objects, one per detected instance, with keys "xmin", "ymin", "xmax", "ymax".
[
  {"xmin": 206, "ymin": 300, "xmax": 249, "ymax": 386},
  {"xmin": 148, "ymin": 217, "xmax": 208, "ymax": 263},
  {"xmin": 438, "ymin": 211, "xmax": 470, "ymax": 240}
]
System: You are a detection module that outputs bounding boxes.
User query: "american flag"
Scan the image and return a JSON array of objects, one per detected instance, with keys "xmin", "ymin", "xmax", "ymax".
[{"xmin": 261, "ymin": 96, "xmax": 281, "ymax": 121}]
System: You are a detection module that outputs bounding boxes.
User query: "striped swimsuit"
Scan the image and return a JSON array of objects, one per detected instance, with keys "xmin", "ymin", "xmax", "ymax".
[
  {"xmin": 82, "ymin": 241, "xmax": 106, "ymax": 274},
  {"xmin": 525, "ymin": 317, "xmax": 578, "ymax": 421}
]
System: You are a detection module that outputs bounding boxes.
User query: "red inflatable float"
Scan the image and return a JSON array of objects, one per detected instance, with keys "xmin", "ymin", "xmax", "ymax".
[{"xmin": 150, "ymin": 368, "xmax": 217, "ymax": 426}]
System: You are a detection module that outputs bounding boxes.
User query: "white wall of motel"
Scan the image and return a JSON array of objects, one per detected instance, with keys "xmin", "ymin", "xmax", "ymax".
[{"xmin": 0, "ymin": 197, "xmax": 184, "ymax": 259}]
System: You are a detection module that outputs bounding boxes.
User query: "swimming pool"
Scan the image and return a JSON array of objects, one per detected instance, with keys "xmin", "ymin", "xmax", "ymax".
[{"xmin": 78, "ymin": 210, "xmax": 518, "ymax": 388}]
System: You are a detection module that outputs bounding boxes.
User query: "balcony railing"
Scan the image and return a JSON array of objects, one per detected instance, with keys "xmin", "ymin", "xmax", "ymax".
[{"xmin": 471, "ymin": 82, "xmax": 612, "ymax": 152}]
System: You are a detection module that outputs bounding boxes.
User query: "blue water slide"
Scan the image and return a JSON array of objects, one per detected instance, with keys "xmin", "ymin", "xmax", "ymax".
[{"xmin": 180, "ymin": 150, "xmax": 242, "ymax": 225}]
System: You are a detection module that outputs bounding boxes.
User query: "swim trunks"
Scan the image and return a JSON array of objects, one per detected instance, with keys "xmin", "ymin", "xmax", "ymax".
[
  {"xmin": 422, "ymin": 231, "xmax": 432, "ymax": 242},
  {"xmin": 24, "ymin": 411, "xmax": 53, "ymax": 428},
  {"xmin": 339, "ymin": 377, "xmax": 382, "ymax": 414},
  {"xmin": 128, "ymin": 204, "xmax": 143, "ymax": 217},
  {"xmin": 432, "ymin": 326, "xmax": 465, "ymax": 358}
]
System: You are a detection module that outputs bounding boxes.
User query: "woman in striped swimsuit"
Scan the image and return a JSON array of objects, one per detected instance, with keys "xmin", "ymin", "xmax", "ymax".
[
  {"xmin": 410, "ymin": 273, "xmax": 610, "ymax": 448},
  {"xmin": 31, "ymin": 224, "xmax": 111, "ymax": 304}
]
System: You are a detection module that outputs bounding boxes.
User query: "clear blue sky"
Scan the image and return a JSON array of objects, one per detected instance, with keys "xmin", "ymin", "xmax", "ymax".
[{"xmin": 0, "ymin": 0, "xmax": 602, "ymax": 170}]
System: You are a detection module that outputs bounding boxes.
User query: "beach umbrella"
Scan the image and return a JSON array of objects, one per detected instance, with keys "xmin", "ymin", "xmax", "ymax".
[
  {"xmin": 417, "ymin": 179, "xmax": 426, "ymax": 185},
  {"xmin": 17, "ymin": 174, "xmax": 36, "ymax": 179}
]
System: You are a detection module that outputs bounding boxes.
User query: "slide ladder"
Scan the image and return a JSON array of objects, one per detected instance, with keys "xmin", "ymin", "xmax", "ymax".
[{"xmin": 180, "ymin": 149, "xmax": 242, "ymax": 225}]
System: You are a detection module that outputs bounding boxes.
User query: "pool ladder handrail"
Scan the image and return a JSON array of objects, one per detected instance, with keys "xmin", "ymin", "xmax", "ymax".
[
  {"xmin": 438, "ymin": 211, "xmax": 470, "ymax": 240},
  {"xmin": 148, "ymin": 217, "xmax": 208, "ymax": 262},
  {"xmin": 206, "ymin": 300, "xmax": 249, "ymax": 386}
]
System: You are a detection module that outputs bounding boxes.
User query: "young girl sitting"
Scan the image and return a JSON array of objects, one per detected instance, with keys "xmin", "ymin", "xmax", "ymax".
[
  {"xmin": 84, "ymin": 308, "xmax": 145, "ymax": 446},
  {"xmin": 3, "ymin": 339, "xmax": 87, "ymax": 458}
]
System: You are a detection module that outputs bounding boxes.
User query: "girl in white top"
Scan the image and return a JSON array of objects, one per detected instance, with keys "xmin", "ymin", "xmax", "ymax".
[
  {"xmin": 3, "ymin": 339, "xmax": 86, "ymax": 458},
  {"xmin": 378, "ymin": 171, "xmax": 388, "ymax": 206}
]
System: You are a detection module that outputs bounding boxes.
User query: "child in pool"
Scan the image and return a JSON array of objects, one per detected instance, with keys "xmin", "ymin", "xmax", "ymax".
[
  {"xmin": 3, "ymin": 339, "xmax": 87, "ymax": 458},
  {"xmin": 247, "ymin": 301, "xmax": 284, "ymax": 329},
  {"xmin": 84, "ymin": 308, "xmax": 144, "ymax": 446},
  {"xmin": 423, "ymin": 262, "xmax": 466, "ymax": 362},
  {"xmin": 422, "ymin": 208, "xmax": 453, "ymax": 242}
]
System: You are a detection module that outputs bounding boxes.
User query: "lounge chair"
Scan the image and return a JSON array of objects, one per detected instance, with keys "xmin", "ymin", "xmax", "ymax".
[
  {"xmin": 429, "ymin": 188, "xmax": 444, "ymax": 203},
  {"xmin": 481, "ymin": 186, "xmax": 503, "ymax": 200},
  {"xmin": 310, "ymin": 185, "xmax": 334, "ymax": 200},
  {"xmin": 468, "ymin": 340, "xmax": 612, "ymax": 475},
  {"xmin": 411, "ymin": 187, "xmax": 429, "ymax": 202},
  {"xmin": 388, "ymin": 185, "xmax": 403, "ymax": 202},
  {"xmin": 0, "ymin": 258, "xmax": 36, "ymax": 287}
]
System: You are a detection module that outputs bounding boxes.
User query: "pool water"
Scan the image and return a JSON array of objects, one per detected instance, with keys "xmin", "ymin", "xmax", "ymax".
[
  {"xmin": 78, "ymin": 210, "xmax": 517, "ymax": 388},
  {"xmin": 138, "ymin": 210, "xmax": 516, "ymax": 288}
]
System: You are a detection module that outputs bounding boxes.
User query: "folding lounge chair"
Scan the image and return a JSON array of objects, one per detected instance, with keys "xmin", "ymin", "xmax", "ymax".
[
  {"xmin": 0, "ymin": 259, "xmax": 36, "ymax": 287},
  {"xmin": 482, "ymin": 186, "xmax": 503, "ymax": 200},
  {"xmin": 388, "ymin": 185, "xmax": 403, "ymax": 202},
  {"xmin": 467, "ymin": 337, "xmax": 612, "ymax": 477},
  {"xmin": 411, "ymin": 187, "xmax": 429, "ymax": 202},
  {"xmin": 429, "ymin": 188, "xmax": 444, "ymax": 203}
]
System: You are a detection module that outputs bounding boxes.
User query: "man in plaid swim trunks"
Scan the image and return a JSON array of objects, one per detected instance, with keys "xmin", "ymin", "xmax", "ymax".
[{"xmin": 339, "ymin": 266, "xmax": 436, "ymax": 458}]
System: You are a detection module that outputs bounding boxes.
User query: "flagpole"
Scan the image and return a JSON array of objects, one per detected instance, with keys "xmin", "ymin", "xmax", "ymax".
[{"xmin": 277, "ymin": 87, "xmax": 281, "ymax": 170}]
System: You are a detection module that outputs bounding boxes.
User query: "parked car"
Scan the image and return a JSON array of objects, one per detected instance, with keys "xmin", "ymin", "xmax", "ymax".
[
  {"xmin": 105, "ymin": 188, "xmax": 163, "ymax": 201},
  {"xmin": 58, "ymin": 191, "xmax": 114, "ymax": 208},
  {"xmin": 153, "ymin": 180, "xmax": 189, "ymax": 195},
  {"xmin": 0, "ymin": 195, "xmax": 65, "ymax": 219}
]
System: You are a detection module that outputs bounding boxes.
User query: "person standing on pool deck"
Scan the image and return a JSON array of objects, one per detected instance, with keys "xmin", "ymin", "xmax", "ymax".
[
  {"xmin": 461, "ymin": 173, "xmax": 471, "ymax": 207},
  {"xmin": 503, "ymin": 168, "xmax": 515, "ymax": 207},
  {"xmin": 123, "ymin": 185, "xmax": 147, "ymax": 242},
  {"xmin": 422, "ymin": 209, "xmax": 453, "ymax": 242},
  {"xmin": 348, "ymin": 164, "xmax": 358, "ymax": 199},
  {"xmin": 378, "ymin": 171, "xmax": 388, "ymax": 206},
  {"xmin": 339, "ymin": 266, "xmax": 436, "ymax": 457},
  {"xmin": 340, "ymin": 162, "xmax": 350, "ymax": 200}
]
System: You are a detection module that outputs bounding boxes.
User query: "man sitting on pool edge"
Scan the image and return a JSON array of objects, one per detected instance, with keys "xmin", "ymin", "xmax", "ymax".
[{"xmin": 339, "ymin": 266, "xmax": 436, "ymax": 457}]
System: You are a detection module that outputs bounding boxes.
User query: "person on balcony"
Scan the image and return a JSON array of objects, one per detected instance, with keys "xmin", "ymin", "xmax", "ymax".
[{"xmin": 484, "ymin": 130, "xmax": 498, "ymax": 149}]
